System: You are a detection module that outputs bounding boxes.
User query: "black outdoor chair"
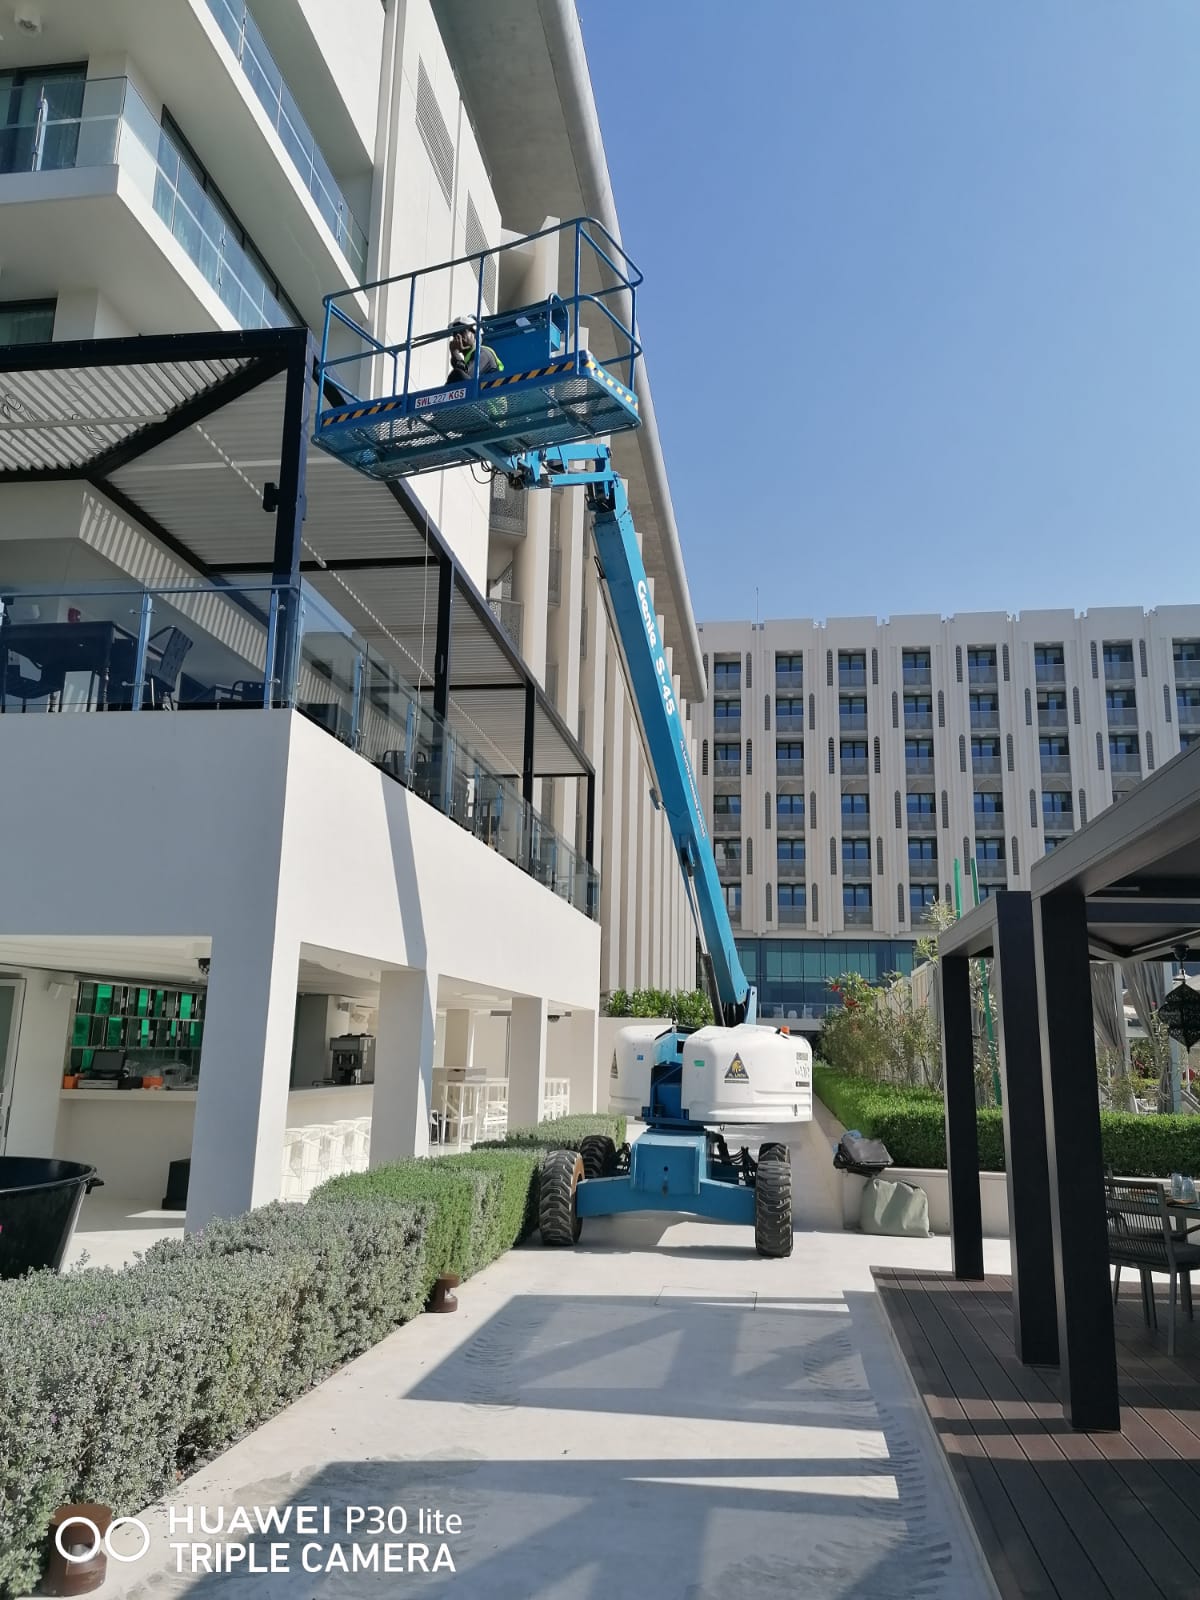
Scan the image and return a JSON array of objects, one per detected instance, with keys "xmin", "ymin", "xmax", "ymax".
[
  {"xmin": 144, "ymin": 627, "xmax": 194, "ymax": 708},
  {"xmin": 4, "ymin": 658, "xmax": 66, "ymax": 711},
  {"xmin": 1105, "ymin": 1177, "xmax": 1200, "ymax": 1356}
]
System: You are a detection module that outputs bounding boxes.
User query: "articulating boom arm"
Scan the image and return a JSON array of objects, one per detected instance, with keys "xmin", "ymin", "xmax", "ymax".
[{"xmin": 508, "ymin": 444, "xmax": 755, "ymax": 1028}]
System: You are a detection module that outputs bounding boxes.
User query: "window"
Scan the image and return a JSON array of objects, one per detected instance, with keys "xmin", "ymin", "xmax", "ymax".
[
  {"xmin": 1034, "ymin": 644, "xmax": 1064, "ymax": 668},
  {"xmin": 1043, "ymin": 791, "xmax": 1073, "ymax": 817},
  {"xmin": 713, "ymin": 742, "xmax": 740, "ymax": 770},
  {"xmin": 904, "ymin": 695, "xmax": 932, "ymax": 725},
  {"xmin": 972, "ymin": 736, "xmax": 999, "ymax": 763},
  {"xmin": 907, "ymin": 791, "xmax": 937, "ymax": 815},
  {"xmin": 902, "ymin": 649, "xmax": 932, "ymax": 682},
  {"xmin": 715, "ymin": 839, "xmax": 742, "ymax": 868},
  {"xmin": 967, "ymin": 647, "xmax": 997, "ymax": 678},
  {"xmin": 1103, "ymin": 641, "xmax": 1134, "ymax": 674},
  {"xmin": 840, "ymin": 739, "xmax": 868, "ymax": 769},
  {"xmin": 841, "ymin": 792, "xmax": 870, "ymax": 818},
  {"xmin": 775, "ymin": 652, "xmax": 803, "ymax": 685},
  {"xmin": 779, "ymin": 884, "xmax": 806, "ymax": 913},
  {"xmin": 908, "ymin": 838, "xmax": 937, "ymax": 861},
  {"xmin": 777, "ymin": 838, "xmax": 806, "ymax": 862},
  {"xmin": 976, "ymin": 837, "xmax": 1005, "ymax": 861},
  {"xmin": 910, "ymin": 884, "xmax": 939, "ymax": 912},
  {"xmin": 777, "ymin": 792, "xmax": 804, "ymax": 819},
  {"xmin": 842, "ymin": 838, "xmax": 871, "ymax": 861},
  {"xmin": 1174, "ymin": 639, "xmax": 1200, "ymax": 665},
  {"xmin": 713, "ymin": 700, "xmax": 741, "ymax": 725},
  {"xmin": 0, "ymin": 65, "xmax": 86, "ymax": 172},
  {"xmin": 841, "ymin": 695, "xmax": 868, "ymax": 725},
  {"xmin": 905, "ymin": 738, "xmax": 934, "ymax": 768},
  {"xmin": 973, "ymin": 791, "xmax": 1003, "ymax": 816},
  {"xmin": 776, "ymin": 740, "xmax": 804, "ymax": 770},
  {"xmin": 713, "ymin": 793, "xmax": 741, "ymax": 817},
  {"xmin": 0, "ymin": 299, "xmax": 56, "ymax": 344},
  {"xmin": 843, "ymin": 884, "xmax": 872, "ymax": 912},
  {"xmin": 775, "ymin": 696, "xmax": 803, "ymax": 726},
  {"xmin": 723, "ymin": 883, "xmax": 742, "ymax": 919},
  {"xmin": 713, "ymin": 657, "xmax": 741, "ymax": 691},
  {"xmin": 838, "ymin": 651, "xmax": 867, "ymax": 688}
]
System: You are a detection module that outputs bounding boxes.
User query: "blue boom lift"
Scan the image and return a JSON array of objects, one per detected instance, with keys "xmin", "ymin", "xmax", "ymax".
[{"xmin": 314, "ymin": 220, "xmax": 811, "ymax": 1257}]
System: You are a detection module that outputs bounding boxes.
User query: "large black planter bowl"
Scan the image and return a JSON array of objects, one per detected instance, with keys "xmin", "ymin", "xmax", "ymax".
[{"xmin": 0, "ymin": 1158, "xmax": 103, "ymax": 1279}]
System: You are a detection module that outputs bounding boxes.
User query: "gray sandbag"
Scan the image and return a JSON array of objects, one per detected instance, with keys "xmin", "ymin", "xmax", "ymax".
[{"xmin": 860, "ymin": 1174, "xmax": 931, "ymax": 1237}]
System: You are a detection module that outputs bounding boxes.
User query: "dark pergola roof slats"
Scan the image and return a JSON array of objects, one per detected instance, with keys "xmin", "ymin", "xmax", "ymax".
[{"xmin": 0, "ymin": 327, "xmax": 592, "ymax": 791}]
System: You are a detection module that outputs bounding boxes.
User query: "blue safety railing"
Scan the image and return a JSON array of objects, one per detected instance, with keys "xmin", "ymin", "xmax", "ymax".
[{"xmin": 317, "ymin": 216, "xmax": 642, "ymax": 408}]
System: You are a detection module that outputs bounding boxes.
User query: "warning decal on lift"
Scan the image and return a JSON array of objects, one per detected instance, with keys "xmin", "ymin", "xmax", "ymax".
[
  {"xmin": 610, "ymin": 1051, "xmax": 619, "ymax": 1079},
  {"xmin": 724, "ymin": 1054, "xmax": 750, "ymax": 1083}
]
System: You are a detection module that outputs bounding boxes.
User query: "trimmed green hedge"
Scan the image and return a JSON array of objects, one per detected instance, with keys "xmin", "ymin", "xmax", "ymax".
[
  {"xmin": 0, "ymin": 1114, "xmax": 611, "ymax": 1596},
  {"xmin": 814, "ymin": 1064, "xmax": 1200, "ymax": 1177},
  {"xmin": 474, "ymin": 1111, "xmax": 627, "ymax": 1153}
]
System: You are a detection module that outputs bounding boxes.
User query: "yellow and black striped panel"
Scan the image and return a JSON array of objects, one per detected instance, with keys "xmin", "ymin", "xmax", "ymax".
[
  {"xmin": 320, "ymin": 396, "xmax": 405, "ymax": 428},
  {"xmin": 481, "ymin": 359, "xmax": 576, "ymax": 389}
]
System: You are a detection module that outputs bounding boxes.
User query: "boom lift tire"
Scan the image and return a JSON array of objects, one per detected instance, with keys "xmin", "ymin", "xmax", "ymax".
[
  {"xmin": 539, "ymin": 1149, "xmax": 585, "ymax": 1245},
  {"xmin": 754, "ymin": 1150, "xmax": 793, "ymax": 1259},
  {"xmin": 579, "ymin": 1134, "xmax": 617, "ymax": 1178},
  {"xmin": 757, "ymin": 1141, "xmax": 790, "ymax": 1165}
]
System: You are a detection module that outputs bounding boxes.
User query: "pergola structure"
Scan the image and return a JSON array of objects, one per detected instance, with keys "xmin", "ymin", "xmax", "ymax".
[
  {"xmin": 938, "ymin": 742, "xmax": 1200, "ymax": 1430},
  {"xmin": 0, "ymin": 326, "xmax": 596, "ymax": 860}
]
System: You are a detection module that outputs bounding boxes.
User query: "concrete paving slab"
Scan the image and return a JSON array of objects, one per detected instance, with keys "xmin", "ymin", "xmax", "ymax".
[{"xmin": 52, "ymin": 1220, "xmax": 1008, "ymax": 1600}]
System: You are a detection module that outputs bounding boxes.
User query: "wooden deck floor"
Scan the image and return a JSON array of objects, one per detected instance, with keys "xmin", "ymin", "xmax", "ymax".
[{"xmin": 873, "ymin": 1267, "xmax": 1200, "ymax": 1600}]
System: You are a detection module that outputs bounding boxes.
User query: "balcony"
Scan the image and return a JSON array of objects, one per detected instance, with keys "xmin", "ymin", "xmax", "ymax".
[
  {"xmin": 973, "ymin": 754, "xmax": 1002, "ymax": 775},
  {"xmin": 842, "ymin": 857, "xmax": 873, "ymax": 880},
  {"xmin": 776, "ymin": 811, "xmax": 806, "ymax": 833},
  {"xmin": 203, "ymin": 0, "xmax": 368, "ymax": 276},
  {"xmin": 778, "ymin": 904, "xmax": 807, "ymax": 925},
  {"xmin": 1035, "ymin": 661, "xmax": 1066, "ymax": 684},
  {"xmin": 1106, "ymin": 706, "xmax": 1140, "ymax": 728},
  {"xmin": 968, "ymin": 663, "xmax": 998, "ymax": 685},
  {"xmin": 975, "ymin": 858, "xmax": 1009, "ymax": 883},
  {"xmin": 839, "ymin": 711, "xmax": 869, "ymax": 734},
  {"xmin": 908, "ymin": 856, "xmax": 939, "ymax": 879},
  {"xmin": 906, "ymin": 812, "xmax": 938, "ymax": 833},
  {"xmin": 715, "ymin": 711, "xmax": 742, "ymax": 736},
  {"xmin": 904, "ymin": 710, "xmax": 933, "ymax": 731},
  {"xmin": 1109, "ymin": 752, "xmax": 1142, "ymax": 776},
  {"xmin": 1179, "ymin": 702, "xmax": 1200, "ymax": 728},
  {"xmin": 717, "ymin": 858, "xmax": 742, "ymax": 882},
  {"xmin": 973, "ymin": 811, "xmax": 1005, "ymax": 834},
  {"xmin": 1104, "ymin": 658, "xmax": 1136, "ymax": 684},
  {"xmin": 1042, "ymin": 811, "xmax": 1075, "ymax": 833},
  {"xmin": 902, "ymin": 665, "xmax": 932, "ymax": 687},
  {"xmin": 775, "ymin": 669, "xmax": 804, "ymax": 692},
  {"xmin": 776, "ymin": 758, "xmax": 805, "ymax": 779},
  {"xmin": 841, "ymin": 756, "xmax": 870, "ymax": 777},
  {"xmin": 0, "ymin": 77, "xmax": 297, "ymax": 333},
  {"xmin": 0, "ymin": 577, "xmax": 599, "ymax": 917},
  {"xmin": 777, "ymin": 860, "xmax": 807, "ymax": 881},
  {"xmin": 775, "ymin": 711, "xmax": 805, "ymax": 733},
  {"xmin": 969, "ymin": 707, "xmax": 1000, "ymax": 730},
  {"xmin": 1040, "ymin": 752, "xmax": 1071, "ymax": 775},
  {"xmin": 488, "ymin": 597, "xmax": 523, "ymax": 653},
  {"xmin": 905, "ymin": 755, "xmax": 935, "ymax": 777},
  {"xmin": 843, "ymin": 906, "xmax": 874, "ymax": 927},
  {"xmin": 1038, "ymin": 706, "xmax": 1069, "ymax": 729},
  {"xmin": 1174, "ymin": 659, "xmax": 1200, "ymax": 684},
  {"xmin": 839, "ymin": 668, "xmax": 868, "ymax": 690},
  {"xmin": 713, "ymin": 759, "xmax": 742, "ymax": 780},
  {"xmin": 727, "ymin": 901, "xmax": 742, "ymax": 928},
  {"xmin": 712, "ymin": 813, "xmax": 742, "ymax": 835}
]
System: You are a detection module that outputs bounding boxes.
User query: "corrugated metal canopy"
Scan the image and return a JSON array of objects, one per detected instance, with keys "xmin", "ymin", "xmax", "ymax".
[{"xmin": 0, "ymin": 331, "xmax": 590, "ymax": 781}]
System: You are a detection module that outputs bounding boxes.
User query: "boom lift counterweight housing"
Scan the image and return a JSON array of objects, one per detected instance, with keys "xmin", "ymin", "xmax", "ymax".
[{"xmin": 312, "ymin": 221, "xmax": 812, "ymax": 1257}]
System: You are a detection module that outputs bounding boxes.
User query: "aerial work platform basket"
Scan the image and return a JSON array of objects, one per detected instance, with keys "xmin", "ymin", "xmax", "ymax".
[{"xmin": 313, "ymin": 218, "xmax": 642, "ymax": 480}]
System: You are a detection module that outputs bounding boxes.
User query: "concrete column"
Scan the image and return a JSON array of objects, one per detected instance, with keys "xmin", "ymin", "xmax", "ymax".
[
  {"xmin": 187, "ymin": 924, "xmax": 299, "ymax": 1231},
  {"xmin": 443, "ymin": 1007, "xmax": 475, "ymax": 1070},
  {"xmin": 508, "ymin": 994, "xmax": 548, "ymax": 1127},
  {"xmin": 371, "ymin": 967, "xmax": 438, "ymax": 1163},
  {"xmin": 562, "ymin": 1006, "xmax": 599, "ymax": 1114}
]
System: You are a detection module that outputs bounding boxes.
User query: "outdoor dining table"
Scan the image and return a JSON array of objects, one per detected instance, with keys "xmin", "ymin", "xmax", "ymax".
[{"xmin": 1, "ymin": 618, "xmax": 137, "ymax": 710}]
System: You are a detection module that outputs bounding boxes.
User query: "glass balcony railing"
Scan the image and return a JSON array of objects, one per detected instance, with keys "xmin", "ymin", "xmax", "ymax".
[
  {"xmin": 775, "ymin": 670, "xmax": 804, "ymax": 692},
  {"xmin": 903, "ymin": 710, "xmax": 933, "ymax": 731},
  {"xmin": 975, "ymin": 858, "xmax": 1009, "ymax": 883},
  {"xmin": 839, "ymin": 668, "xmax": 867, "ymax": 689},
  {"xmin": 842, "ymin": 857, "xmax": 873, "ymax": 880},
  {"xmin": 0, "ymin": 77, "xmax": 295, "ymax": 332},
  {"xmin": 775, "ymin": 711, "xmax": 804, "ymax": 734},
  {"xmin": 967, "ymin": 663, "xmax": 998, "ymax": 685},
  {"xmin": 902, "ymin": 665, "xmax": 932, "ymax": 687},
  {"xmin": 204, "ymin": 0, "xmax": 368, "ymax": 276},
  {"xmin": 1035, "ymin": 661, "xmax": 1066, "ymax": 683},
  {"xmin": 778, "ymin": 904, "xmax": 807, "ymax": 925},
  {"xmin": 908, "ymin": 857, "xmax": 939, "ymax": 879},
  {"xmin": 713, "ymin": 759, "xmax": 742, "ymax": 779},
  {"xmin": 776, "ymin": 810, "xmax": 805, "ymax": 831},
  {"xmin": 0, "ymin": 578, "xmax": 598, "ymax": 917},
  {"xmin": 712, "ymin": 813, "xmax": 741, "ymax": 835},
  {"xmin": 839, "ymin": 711, "xmax": 868, "ymax": 734},
  {"xmin": 776, "ymin": 757, "xmax": 805, "ymax": 778},
  {"xmin": 905, "ymin": 755, "xmax": 935, "ymax": 776},
  {"xmin": 843, "ymin": 906, "xmax": 873, "ymax": 926},
  {"xmin": 973, "ymin": 811, "xmax": 1005, "ymax": 833},
  {"xmin": 1038, "ymin": 706, "xmax": 1069, "ymax": 728},
  {"xmin": 1174, "ymin": 659, "xmax": 1200, "ymax": 684},
  {"xmin": 906, "ymin": 812, "xmax": 938, "ymax": 833},
  {"xmin": 972, "ymin": 754, "xmax": 1002, "ymax": 775},
  {"xmin": 714, "ymin": 712, "xmax": 742, "ymax": 736},
  {"xmin": 1178, "ymin": 701, "xmax": 1200, "ymax": 727},
  {"xmin": 1042, "ymin": 810, "xmax": 1075, "ymax": 832},
  {"xmin": 1106, "ymin": 706, "xmax": 1140, "ymax": 728},
  {"xmin": 970, "ymin": 708, "xmax": 1000, "ymax": 730},
  {"xmin": 1109, "ymin": 752, "xmax": 1142, "ymax": 775},
  {"xmin": 1040, "ymin": 752, "xmax": 1071, "ymax": 774},
  {"xmin": 777, "ymin": 860, "xmax": 807, "ymax": 880}
]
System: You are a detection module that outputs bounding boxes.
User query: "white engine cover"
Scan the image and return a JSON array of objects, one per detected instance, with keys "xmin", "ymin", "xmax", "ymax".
[
  {"xmin": 608, "ymin": 1023, "xmax": 668, "ymax": 1117},
  {"xmin": 682, "ymin": 1024, "xmax": 813, "ymax": 1125},
  {"xmin": 608, "ymin": 1022, "xmax": 813, "ymax": 1125}
]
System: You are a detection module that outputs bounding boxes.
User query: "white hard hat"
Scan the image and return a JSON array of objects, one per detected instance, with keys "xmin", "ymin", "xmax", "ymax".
[{"xmin": 450, "ymin": 312, "xmax": 478, "ymax": 332}]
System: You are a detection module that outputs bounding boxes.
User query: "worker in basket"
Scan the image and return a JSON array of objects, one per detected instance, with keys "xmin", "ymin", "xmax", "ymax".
[{"xmin": 447, "ymin": 313, "xmax": 503, "ymax": 384}]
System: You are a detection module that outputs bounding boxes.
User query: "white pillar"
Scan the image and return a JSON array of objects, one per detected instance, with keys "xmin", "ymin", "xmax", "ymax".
[
  {"xmin": 187, "ymin": 924, "xmax": 299, "ymax": 1231},
  {"xmin": 562, "ymin": 1007, "xmax": 598, "ymax": 1114},
  {"xmin": 508, "ymin": 994, "xmax": 548, "ymax": 1127},
  {"xmin": 443, "ymin": 1007, "xmax": 475, "ymax": 1070},
  {"xmin": 372, "ymin": 967, "xmax": 438, "ymax": 1162}
]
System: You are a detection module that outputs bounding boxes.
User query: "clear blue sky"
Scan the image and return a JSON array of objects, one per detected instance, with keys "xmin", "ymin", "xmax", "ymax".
[{"xmin": 577, "ymin": 1, "xmax": 1200, "ymax": 625}]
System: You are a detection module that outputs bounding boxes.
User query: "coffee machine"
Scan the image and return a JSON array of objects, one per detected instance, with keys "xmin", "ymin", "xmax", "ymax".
[{"xmin": 329, "ymin": 1034, "xmax": 375, "ymax": 1085}]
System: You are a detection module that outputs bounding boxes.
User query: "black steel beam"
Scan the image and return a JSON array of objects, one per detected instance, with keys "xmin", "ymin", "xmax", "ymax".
[
  {"xmin": 523, "ymin": 680, "xmax": 536, "ymax": 806},
  {"xmin": 0, "ymin": 326, "xmax": 303, "ymax": 375},
  {"xmin": 940, "ymin": 954, "xmax": 984, "ymax": 1279},
  {"xmin": 1034, "ymin": 890, "xmax": 1121, "ymax": 1430},
  {"xmin": 271, "ymin": 337, "xmax": 312, "ymax": 583},
  {"xmin": 992, "ymin": 892, "xmax": 1058, "ymax": 1365},
  {"xmin": 1086, "ymin": 897, "xmax": 1200, "ymax": 928}
]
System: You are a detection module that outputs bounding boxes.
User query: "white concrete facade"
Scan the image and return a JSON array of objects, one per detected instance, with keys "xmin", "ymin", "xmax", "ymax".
[
  {"xmin": 696, "ymin": 607, "xmax": 1200, "ymax": 943},
  {"xmin": 0, "ymin": 0, "xmax": 699, "ymax": 1220}
]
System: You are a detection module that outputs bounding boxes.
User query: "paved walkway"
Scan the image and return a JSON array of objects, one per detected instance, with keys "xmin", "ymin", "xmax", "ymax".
[{"xmin": 69, "ymin": 1219, "xmax": 1008, "ymax": 1600}]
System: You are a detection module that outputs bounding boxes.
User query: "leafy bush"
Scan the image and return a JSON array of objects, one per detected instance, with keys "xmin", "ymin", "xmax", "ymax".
[
  {"xmin": 606, "ymin": 989, "xmax": 713, "ymax": 1027},
  {"xmin": 474, "ymin": 1111, "xmax": 627, "ymax": 1152},
  {"xmin": 0, "ymin": 1196, "xmax": 428, "ymax": 1599},
  {"xmin": 815, "ymin": 1064, "xmax": 1200, "ymax": 1177}
]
